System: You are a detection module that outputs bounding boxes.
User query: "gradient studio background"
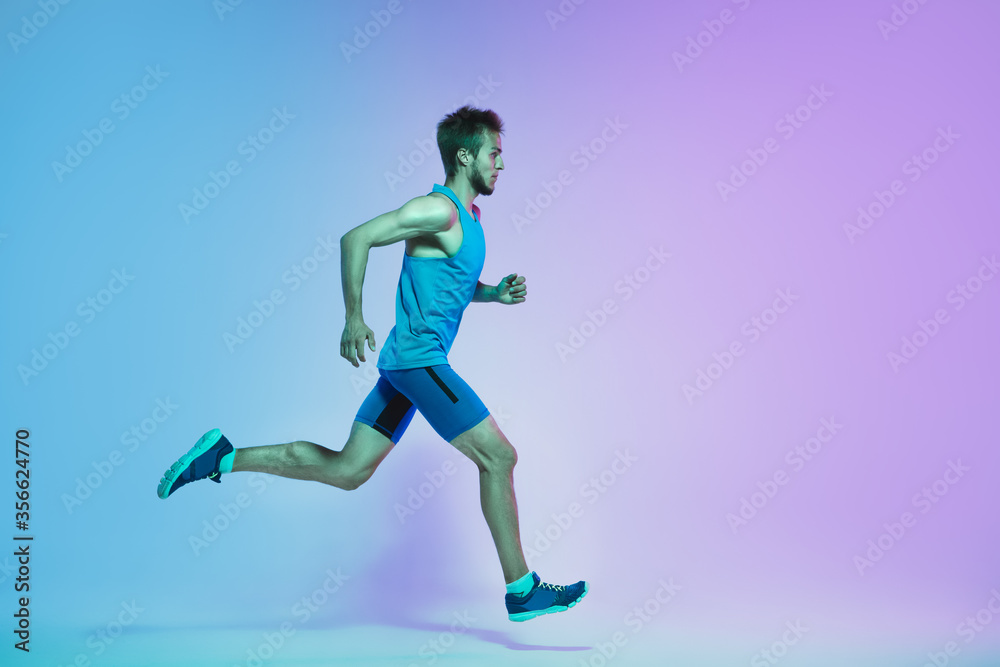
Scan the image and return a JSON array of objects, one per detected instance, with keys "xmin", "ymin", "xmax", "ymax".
[{"xmin": 2, "ymin": 0, "xmax": 999, "ymax": 665}]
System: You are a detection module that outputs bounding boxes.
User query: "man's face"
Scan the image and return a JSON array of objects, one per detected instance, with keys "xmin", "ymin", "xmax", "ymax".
[{"xmin": 468, "ymin": 131, "xmax": 503, "ymax": 196}]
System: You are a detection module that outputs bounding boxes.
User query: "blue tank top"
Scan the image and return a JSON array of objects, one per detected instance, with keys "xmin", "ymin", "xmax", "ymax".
[{"xmin": 377, "ymin": 184, "xmax": 487, "ymax": 370}]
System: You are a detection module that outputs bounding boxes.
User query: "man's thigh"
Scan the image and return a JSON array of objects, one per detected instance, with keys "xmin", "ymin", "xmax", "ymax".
[
  {"xmin": 447, "ymin": 413, "xmax": 515, "ymax": 471},
  {"xmin": 354, "ymin": 371, "xmax": 417, "ymax": 444},
  {"xmin": 382, "ymin": 364, "xmax": 491, "ymax": 443}
]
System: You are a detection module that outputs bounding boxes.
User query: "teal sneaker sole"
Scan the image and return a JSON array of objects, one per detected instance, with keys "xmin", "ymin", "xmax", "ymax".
[
  {"xmin": 508, "ymin": 582, "xmax": 589, "ymax": 622},
  {"xmin": 157, "ymin": 428, "xmax": 224, "ymax": 499}
]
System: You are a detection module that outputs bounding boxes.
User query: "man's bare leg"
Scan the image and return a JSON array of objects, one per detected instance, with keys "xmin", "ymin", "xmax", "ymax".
[
  {"xmin": 231, "ymin": 420, "xmax": 396, "ymax": 490},
  {"xmin": 451, "ymin": 415, "xmax": 529, "ymax": 584},
  {"xmin": 479, "ymin": 459, "xmax": 530, "ymax": 584}
]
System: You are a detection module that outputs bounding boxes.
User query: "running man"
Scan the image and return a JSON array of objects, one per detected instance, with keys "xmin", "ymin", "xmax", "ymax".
[{"xmin": 157, "ymin": 105, "xmax": 588, "ymax": 622}]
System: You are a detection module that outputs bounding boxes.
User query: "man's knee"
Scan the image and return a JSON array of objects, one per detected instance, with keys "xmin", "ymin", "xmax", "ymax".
[
  {"xmin": 287, "ymin": 441, "xmax": 370, "ymax": 489},
  {"xmin": 340, "ymin": 466, "xmax": 373, "ymax": 491},
  {"xmin": 468, "ymin": 433, "xmax": 517, "ymax": 472},
  {"xmin": 450, "ymin": 416, "xmax": 518, "ymax": 472},
  {"xmin": 504, "ymin": 444, "xmax": 518, "ymax": 472}
]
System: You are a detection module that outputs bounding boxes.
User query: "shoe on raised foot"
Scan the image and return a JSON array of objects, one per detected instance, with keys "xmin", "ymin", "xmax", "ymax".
[
  {"xmin": 157, "ymin": 428, "xmax": 233, "ymax": 499},
  {"xmin": 505, "ymin": 572, "xmax": 588, "ymax": 622}
]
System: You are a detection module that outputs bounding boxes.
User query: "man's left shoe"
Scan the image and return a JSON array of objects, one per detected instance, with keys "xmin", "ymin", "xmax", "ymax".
[
  {"xmin": 157, "ymin": 428, "xmax": 233, "ymax": 499},
  {"xmin": 505, "ymin": 572, "xmax": 589, "ymax": 622}
]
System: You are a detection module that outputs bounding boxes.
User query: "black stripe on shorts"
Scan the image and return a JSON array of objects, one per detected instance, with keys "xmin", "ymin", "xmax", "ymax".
[
  {"xmin": 424, "ymin": 367, "xmax": 459, "ymax": 403},
  {"xmin": 373, "ymin": 393, "xmax": 414, "ymax": 439}
]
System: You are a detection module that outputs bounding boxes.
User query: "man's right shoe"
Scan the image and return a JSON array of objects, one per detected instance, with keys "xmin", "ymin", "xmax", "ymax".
[
  {"xmin": 505, "ymin": 572, "xmax": 589, "ymax": 622},
  {"xmin": 157, "ymin": 429, "xmax": 233, "ymax": 499}
]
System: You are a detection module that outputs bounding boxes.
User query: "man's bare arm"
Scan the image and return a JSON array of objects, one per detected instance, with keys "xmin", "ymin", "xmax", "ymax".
[
  {"xmin": 340, "ymin": 197, "xmax": 455, "ymax": 320},
  {"xmin": 340, "ymin": 234, "xmax": 372, "ymax": 322},
  {"xmin": 473, "ymin": 280, "xmax": 497, "ymax": 303},
  {"xmin": 338, "ymin": 197, "xmax": 455, "ymax": 366}
]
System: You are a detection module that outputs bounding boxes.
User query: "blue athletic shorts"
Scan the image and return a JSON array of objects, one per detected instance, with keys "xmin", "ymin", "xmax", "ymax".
[{"xmin": 354, "ymin": 364, "xmax": 490, "ymax": 444}]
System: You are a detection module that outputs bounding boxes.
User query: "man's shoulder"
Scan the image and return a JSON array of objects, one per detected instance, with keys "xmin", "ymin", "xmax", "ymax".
[
  {"xmin": 424, "ymin": 191, "xmax": 461, "ymax": 222},
  {"xmin": 400, "ymin": 192, "xmax": 458, "ymax": 232},
  {"xmin": 426, "ymin": 191, "xmax": 452, "ymax": 204},
  {"xmin": 419, "ymin": 189, "xmax": 479, "ymax": 223}
]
